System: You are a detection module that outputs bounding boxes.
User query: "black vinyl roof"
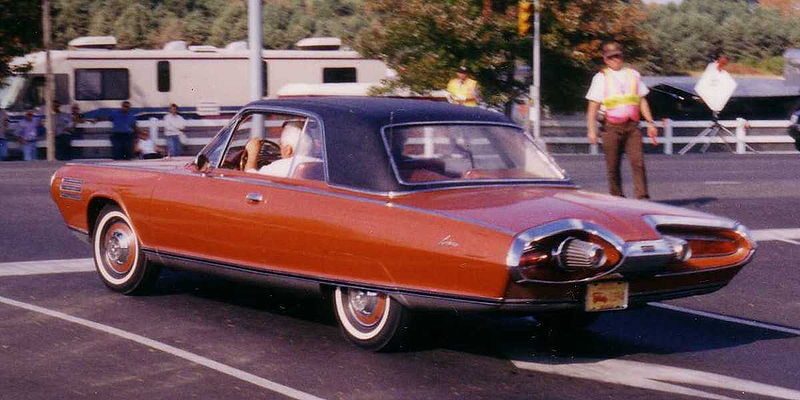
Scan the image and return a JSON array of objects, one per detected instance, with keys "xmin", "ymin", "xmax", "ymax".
[
  {"xmin": 244, "ymin": 97, "xmax": 515, "ymax": 192},
  {"xmin": 247, "ymin": 97, "xmax": 510, "ymax": 126}
]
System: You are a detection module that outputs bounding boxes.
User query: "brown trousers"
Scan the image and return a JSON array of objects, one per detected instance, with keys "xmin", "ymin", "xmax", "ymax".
[{"xmin": 601, "ymin": 121, "xmax": 649, "ymax": 199}]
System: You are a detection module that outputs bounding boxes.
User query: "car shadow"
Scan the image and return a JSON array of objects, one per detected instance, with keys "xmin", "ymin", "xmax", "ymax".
[
  {"xmin": 146, "ymin": 267, "xmax": 337, "ymax": 325},
  {"xmin": 144, "ymin": 268, "xmax": 795, "ymax": 358},
  {"xmin": 424, "ymin": 306, "xmax": 796, "ymax": 360}
]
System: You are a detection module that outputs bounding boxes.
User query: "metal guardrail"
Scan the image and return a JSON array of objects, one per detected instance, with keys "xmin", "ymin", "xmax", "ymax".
[{"xmin": 8, "ymin": 117, "xmax": 796, "ymax": 155}]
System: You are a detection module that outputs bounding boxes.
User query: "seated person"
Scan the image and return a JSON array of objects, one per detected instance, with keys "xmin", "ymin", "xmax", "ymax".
[
  {"xmin": 135, "ymin": 130, "xmax": 162, "ymax": 160},
  {"xmin": 244, "ymin": 120, "xmax": 320, "ymax": 177}
]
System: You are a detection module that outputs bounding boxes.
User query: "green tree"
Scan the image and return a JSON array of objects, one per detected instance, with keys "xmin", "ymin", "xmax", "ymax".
[
  {"xmin": 53, "ymin": 0, "xmax": 95, "ymax": 48},
  {"xmin": 357, "ymin": 0, "xmax": 649, "ymax": 112},
  {"xmin": 644, "ymin": 0, "xmax": 800, "ymax": 74},
  {"xmin": 208, "ymin": 1, "xmax": 248, "ymax": 46},
  {"xmin": 0, "ymin": 0, "xmax": 40, "ymax": 79},
  {"xmin": 113, "ymin": 3, "xmax": 156, "ymax": 48}
]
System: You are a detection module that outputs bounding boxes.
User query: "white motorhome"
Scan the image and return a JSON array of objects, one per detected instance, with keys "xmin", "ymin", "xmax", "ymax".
[{"xmin": 0, "ymin": 36, "xmax": 388, "ymax": 118}]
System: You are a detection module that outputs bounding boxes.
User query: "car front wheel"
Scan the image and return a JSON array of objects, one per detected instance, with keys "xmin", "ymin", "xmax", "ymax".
[
  {"xmin": 92, "ymin": 205, "xmax": 160, "ymax": 294},
  {"xmin": 333, "ymin": 286, "xmax": 411, "ymax": 351}
]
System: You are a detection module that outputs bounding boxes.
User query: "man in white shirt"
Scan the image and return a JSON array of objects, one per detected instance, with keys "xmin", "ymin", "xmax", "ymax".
[
  {"xmin": 245, "ymin": 120, "xmax": 320, "ymax": 178},
  {"xmin": 162, "ymin": 103, "xmax": 186, "ymax": 157},
  {"xmin": 585, "ymin": 41, "xmax": 658, "ymax": 199}
]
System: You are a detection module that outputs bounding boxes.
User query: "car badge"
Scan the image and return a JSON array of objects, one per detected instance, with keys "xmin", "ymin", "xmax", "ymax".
[{"xmin": 438, "ymin": 235, "xmax": 460, "ymax": 248}]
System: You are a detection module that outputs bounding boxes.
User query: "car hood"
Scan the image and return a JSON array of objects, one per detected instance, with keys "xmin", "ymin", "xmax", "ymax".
[{"xmin": 391, "ymin": 186, "xmax": 725, "ymax": 242}]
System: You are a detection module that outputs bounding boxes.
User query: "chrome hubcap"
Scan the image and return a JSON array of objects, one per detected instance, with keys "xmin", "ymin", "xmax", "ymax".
[
  {"xmin": 349, "ymin": 290, "xmax": 378, "ymax": 315},
  {"xmin": 106, "ymin": 231, "xmax": 131, "ymax": 265},
  {"xmin": 100, "ymin": 219, "xmax": 137, "ymax": 275}
]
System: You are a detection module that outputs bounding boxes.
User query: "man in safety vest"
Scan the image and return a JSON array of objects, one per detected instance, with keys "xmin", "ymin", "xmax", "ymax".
[
  {"xmin": 586, "ymin": 41, "xmax": 658, "ymax": 199},
  {"xmin": 447, "ymin": 66, "xmax": 479, "ymax": 107}
]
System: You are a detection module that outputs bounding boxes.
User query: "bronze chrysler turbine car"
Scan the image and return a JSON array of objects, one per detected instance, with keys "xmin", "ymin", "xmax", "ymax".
[{"xmin": 50, "ymin": 98, "xmax": 756, "ymax": 351}]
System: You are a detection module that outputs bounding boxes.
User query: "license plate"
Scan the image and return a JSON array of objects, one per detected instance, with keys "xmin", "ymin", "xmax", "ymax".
[{"xmin": 585, "ymin": 281, "xmax": 629, "ymax": 312}]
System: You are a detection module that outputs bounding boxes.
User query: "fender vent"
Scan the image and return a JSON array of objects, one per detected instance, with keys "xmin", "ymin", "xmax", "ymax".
[{"xmin": 59, "ymin": 177, "xmax": 83, "ymax": 200}]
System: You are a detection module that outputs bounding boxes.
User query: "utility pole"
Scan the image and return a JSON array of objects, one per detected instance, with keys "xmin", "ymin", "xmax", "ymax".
[
  {"xmin": 248, "ymin": 0, "xmax": 264, "ymax": 138},
  {"xmin": 531, "ymin": 0, "xmax": 541, "ymax": 141},
  {"xmin": 42, "ymin": 0, "xmax": 56, "ymax": 161}
]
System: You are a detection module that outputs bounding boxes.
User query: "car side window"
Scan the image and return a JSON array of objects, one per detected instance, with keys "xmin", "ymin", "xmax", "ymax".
[{"xmin": 219, "ymin": 111, "xmax": 325, "ymax": 182}]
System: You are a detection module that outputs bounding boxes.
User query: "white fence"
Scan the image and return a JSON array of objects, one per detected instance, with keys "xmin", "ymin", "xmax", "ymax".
[
  {"xmin": 13, "ymin": 117, "xmax": 796, "ymax": 155},
  {"xmin": 541, "ymin": 118, "xmax": 794, "ymax": 154}
]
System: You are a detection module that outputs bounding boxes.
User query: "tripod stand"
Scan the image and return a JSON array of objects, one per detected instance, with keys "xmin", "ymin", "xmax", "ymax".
[{"xmin": 678, "ymin": 112, "xmax": 757, "ymax": 155}]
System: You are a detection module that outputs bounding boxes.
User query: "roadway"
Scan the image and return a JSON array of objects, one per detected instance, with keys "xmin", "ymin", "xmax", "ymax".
[{"xmin": 0, "ymin": 154, "xmax": 798, "ymax": 399}]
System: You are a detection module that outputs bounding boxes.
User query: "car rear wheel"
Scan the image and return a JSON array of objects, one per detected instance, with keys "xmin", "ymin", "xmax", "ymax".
[
  {"xmin": 92, "ymin": 205, "xmax": 160, "ymax": 295},
  {"xmin": 333, "ymin": 286, "xmax": 411, "ymax": 351}
]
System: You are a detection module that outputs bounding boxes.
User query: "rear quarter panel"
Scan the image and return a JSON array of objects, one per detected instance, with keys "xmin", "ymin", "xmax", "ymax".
[{"xmin": 313, "ymin": 187, "xmax": 515, "ymax": 300}]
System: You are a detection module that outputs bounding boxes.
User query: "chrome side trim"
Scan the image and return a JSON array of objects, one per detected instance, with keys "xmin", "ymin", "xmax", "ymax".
[
  {"xmin": 643, "ymin": 215, "xmax": 739, "ymax": 231},
  {"xmin": 146, "ymin": 249, "xmax": 507, "ymax": 310}
]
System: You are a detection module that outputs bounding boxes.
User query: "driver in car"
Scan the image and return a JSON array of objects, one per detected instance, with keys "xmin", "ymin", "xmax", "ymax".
[{"xmin": 245, "ymin": 120, "xmax": 320, "ymax": 177}]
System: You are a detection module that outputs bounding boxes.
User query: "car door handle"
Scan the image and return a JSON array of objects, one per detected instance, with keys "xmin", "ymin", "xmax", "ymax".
[{"xmin": 245, "ymin": 192, "xmax": 263, "ymax": 204}]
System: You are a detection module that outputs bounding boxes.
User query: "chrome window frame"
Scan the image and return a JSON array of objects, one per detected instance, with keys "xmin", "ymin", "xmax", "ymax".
[
  {"xmin": 379, "ymin": 121, "xmax": 571, "ymax": 188},
  {"xmin": 205, "ymin": 105, "xmax": 329, "ymax": 183}
]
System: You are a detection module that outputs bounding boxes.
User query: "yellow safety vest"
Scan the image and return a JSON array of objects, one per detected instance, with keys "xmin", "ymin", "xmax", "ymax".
[
  {"xmin": 602, "ymin": 68, "xmax": 641, "ymax": 123},
  {"xmin": 447, "ymin": 78, "xmax": 478, "ymax": 107}
]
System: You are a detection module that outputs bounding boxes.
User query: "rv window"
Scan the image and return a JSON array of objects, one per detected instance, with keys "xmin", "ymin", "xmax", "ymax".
[
  {"xmin": 157, "ymin": 61, "xmax": 170, "ymax": 92},
  {"xmin": 323, "ymin": 68, "xmax": 357, "ymax": 83},
  {"xmin": 75, "ymin": 69, "xmax": 129, "ymax": 100}
]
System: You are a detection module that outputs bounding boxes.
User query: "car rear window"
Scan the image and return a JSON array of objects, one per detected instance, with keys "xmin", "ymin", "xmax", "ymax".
[{"xmin": 383, "ymin": 124, "xmax": 565, "ymax": 185}]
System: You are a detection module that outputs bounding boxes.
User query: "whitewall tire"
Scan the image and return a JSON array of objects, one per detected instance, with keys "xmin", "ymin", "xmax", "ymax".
[
  {"xmin": 92, "ymin": 205, "xmax": 160, "ymax": 294},
  {"xmin": 333, "ymin": 286, "xmax": 411, "ymax": 351}
]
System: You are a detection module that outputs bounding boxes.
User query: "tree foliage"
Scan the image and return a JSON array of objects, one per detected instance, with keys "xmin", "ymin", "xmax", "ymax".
[
  {"xmin": 50, "ymin": 0, "xmax": 370, "ymax": 50},
  {"xmin": 0, "ymin": 0, "xmax": 41, "ymax": 78},
  {"xmin": 644, "ymin": 0, "xmax": 800, "ymax": 75},
  {"xmin": 357, "ymin": 0, "xmax": 649, "ymax": 112}
]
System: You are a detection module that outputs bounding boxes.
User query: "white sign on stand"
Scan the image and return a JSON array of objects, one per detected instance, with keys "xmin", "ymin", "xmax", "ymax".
[{"xmin": 694, "ymin": 63, "xmax": 737, "ymax": 112}]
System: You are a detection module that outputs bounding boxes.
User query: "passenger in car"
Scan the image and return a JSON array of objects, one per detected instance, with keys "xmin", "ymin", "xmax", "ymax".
[{"xmin": 245, "ymin": 120, "xmax": 320, "ymax": 178}]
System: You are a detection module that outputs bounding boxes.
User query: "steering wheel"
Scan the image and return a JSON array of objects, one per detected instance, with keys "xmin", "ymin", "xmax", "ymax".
[{"xmin": 239, "ymin": 139, "xmax": 282, "ymax": 171}]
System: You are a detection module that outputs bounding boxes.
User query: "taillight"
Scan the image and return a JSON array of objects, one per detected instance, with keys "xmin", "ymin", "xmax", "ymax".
[
  {"xmin": 514, "ymin": 234, "xmax": 622, "ymax": 283},
  {"xmin": 658, "ymin": 227, "xmax": 753, "ymax": 270}
]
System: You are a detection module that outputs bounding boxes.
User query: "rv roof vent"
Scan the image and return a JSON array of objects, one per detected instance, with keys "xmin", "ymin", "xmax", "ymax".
[
  {"xmin": 295, "ymin": 37, "xmax": 342, "ymax": 51},
  {"xmin": 224, "ymin": 41, "xmax": 248, "ymax": 51},
  {"xmin": 188, "ymin": 45, "xmax": 218, "ymax": 53},
  {"xmin": 164, "ymin": 40, "xmax": 188, "ymax": 51},
  {"xmin": 68, "ymin": 36, "xmax": 117, "ymax": 50}
]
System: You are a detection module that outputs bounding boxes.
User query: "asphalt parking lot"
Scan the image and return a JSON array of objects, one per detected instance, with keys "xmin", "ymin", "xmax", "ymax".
[{"xmin": 1, "ymin": 154, "xmax": 799, "ymax": 400}]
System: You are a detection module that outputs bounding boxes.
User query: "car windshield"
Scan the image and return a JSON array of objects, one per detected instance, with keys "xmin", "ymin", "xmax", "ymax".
[
  {"xmin": 384, "ymin": 124, "xmax": 565, "ymax": 185},
  {"xmin": 0, "ymin": 76, "xmax": 24, "ymax": 110}
]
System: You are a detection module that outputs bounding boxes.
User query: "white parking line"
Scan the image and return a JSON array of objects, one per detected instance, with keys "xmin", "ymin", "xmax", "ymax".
[
  {"xmin": 751, "ymin": 228, "xmax": 800, "ymax": 245},
  {"xmin": 0, "ymin": 295, "xmax": 326, "ymax": 400},
  {"xmin": 510, "ymin": 356, "xmax": 800, "ymax": 400},
  {"xmin": 650, "ymin": 302, "xmax": 800, "ymax": 336},
  {"xmin": 0, "ymin": 258, "xmax": 94, "ymax": 276}
]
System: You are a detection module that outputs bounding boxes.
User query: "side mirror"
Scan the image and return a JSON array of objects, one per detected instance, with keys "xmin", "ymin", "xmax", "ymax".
[{"xmin": 195, "ymin": 154, "xmax": 209, "ymax": 171}]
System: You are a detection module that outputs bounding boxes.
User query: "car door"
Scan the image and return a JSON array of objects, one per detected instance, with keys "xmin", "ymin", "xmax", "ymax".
[
  {"xmin": 145, "ymin": 116, "xmax": 236, "ymax": 259},
  {"xmin": 188, "ymin": 110, "xmax": 332, "ymax": 277}
]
